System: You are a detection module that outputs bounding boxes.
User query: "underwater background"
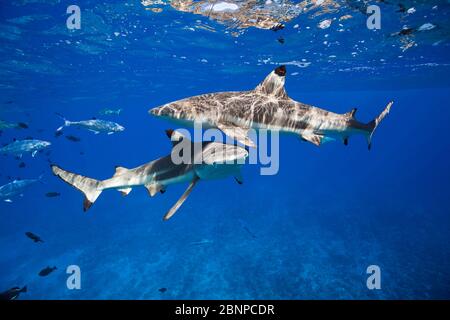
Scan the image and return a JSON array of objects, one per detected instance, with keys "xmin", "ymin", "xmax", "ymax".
[{"xmin": 0, "ymin": 0, "xmax": 449, "ymax": 299}]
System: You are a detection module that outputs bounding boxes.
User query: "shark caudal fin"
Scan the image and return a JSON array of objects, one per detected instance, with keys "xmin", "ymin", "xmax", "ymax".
[
  {"xmin": 366, "ymin": 101, "xmax": 394, "ymax": 150},
  {"xmin": 51, "ymin": 165, "xmax": 102, "ymax": 212},
  {"xmin": 55, "ymin": 112, "xmax": 71, "ymax": 132}
]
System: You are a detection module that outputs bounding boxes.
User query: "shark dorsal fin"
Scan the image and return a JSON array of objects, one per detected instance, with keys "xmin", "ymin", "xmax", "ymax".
[
  {"xmin": 114, "ymin": 166, "xmax": 129, "ymax": 177},
  {"xmin": 345, "ymin": 108, "xmax": 357, "ymax": 118},
  {"xmin": 255, "ymin": 66, "xmax": 288, "ymax": 99},
  {"xmin": 165, "ymin": 129, "xmax": 190, "ymax": 147}
]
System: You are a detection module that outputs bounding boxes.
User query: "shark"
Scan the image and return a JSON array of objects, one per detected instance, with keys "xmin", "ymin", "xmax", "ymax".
[
  {"xmin": 149, "ymin": 65, "xmax": 393, "ymax": 149},
  {"xmin": 51, "ymin": 129, "xmax": 247, "ymax": 220}
]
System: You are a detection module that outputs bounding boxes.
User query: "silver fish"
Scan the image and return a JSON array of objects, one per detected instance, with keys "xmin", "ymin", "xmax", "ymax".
[
  {"xmin": 149, "ymin": 66, "xmax": 393, "ymax": 149},
  {"xmin": 0, "ymin": 120, "xmax": 19, "ymax": 130},
  {"xmin": 56, "ymin": 113, "xmax": 125, "ymax": 135},
  {"xmin": 0, "ymin": 176, "xmax": 42, "ymax": 202},
  {"xmin": 0, "ymin": 139, "xmax": 50, "ymax": 157}
]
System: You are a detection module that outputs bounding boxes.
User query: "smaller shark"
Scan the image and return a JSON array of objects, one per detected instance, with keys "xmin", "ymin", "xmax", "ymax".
[
  {"xmin": 150, "ymin": 66, "xmax": 393, "ymax": 149},
  {"xmin": 0, "ymin": 139, "xmax": 50, "ymax": 158},
  {"xmin": 51, "ymin": 129, "xmax": 247, "ymax": 220},
  {"xmin": 56, "ymin": 113, "xmax": 125, "ymax": 135}
]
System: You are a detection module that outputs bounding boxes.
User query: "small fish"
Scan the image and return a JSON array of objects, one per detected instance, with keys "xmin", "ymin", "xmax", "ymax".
[
  {"xmin": 397, "ymin": 4, "xmax": 407, "ymax": 13},
  {"xmin": 18, "ymin": 162, "xmax": 26, "ymax": 168},
  {"xmin": 0, "ymin": 176, "xmax": 42, "ymax": 202},
  {"xmin": 0, "ymin": 120, "xmax": 28, "ymax": 130},
  {"xmin": 45, "ymin": 192, "xmax": 60, "ymax": 197},
  {"xmin": 277, "ymin": 37, "xmax": 285, "ymax": 44},
  {"xmin": 0, "ymin": 139, "xmax": 51, "ymax": 158},
  {"xmin": 158, "ymin": 288, "xmax": 167, "ymax": 293},
  {"xmin": 56, "ymin": 113, "xmax": 124, "ymax": 135},
  {"xmin": 243, "ymin": 226, "xmax": 257, "ymax": 239},
  {"xmin": 189, "ymin": 239, "xmax": 213, "ymax": 246},
  {"xmin": 238, "ymin": 219, "xmax": 257, "ymax": 239},
  {"xmin": 54, "ymin": 130, "xmax": 63, "ymax": 138},
  {"xmin": 38, "ymin": 266, "xmax": 57, "ymax": 277},
  {"xmin": 0, "ymin": 286, "xmax": 27, "ymax": 300},
  {"xmin": 99, "ymin": 108, "xmax": 122, "ymax": 116},
  {"xmin": 0, "ymin": 120, "xmax": 18, "ymax": 130},
  {"xmin": 25, "ymin": 232, "xmax": 44, "ymax": 243},
  {"xmin": 399, "ymin": 28, "xmax": 414, "ymax": 36},
  {"xmin": 65, "ymin": 135, "xmax": 80, "ymax": 142}
]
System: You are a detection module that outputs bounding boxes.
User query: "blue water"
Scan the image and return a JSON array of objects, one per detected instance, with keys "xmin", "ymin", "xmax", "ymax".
[{"xmin": 1, "ymin": 1, "xmax": 449, "ymax": 299}]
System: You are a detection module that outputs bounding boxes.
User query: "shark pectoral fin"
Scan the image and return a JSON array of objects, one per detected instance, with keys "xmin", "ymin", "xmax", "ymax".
[
  {"xmin": 117, "ymin": 188, "xmax": 132, "ymax": 196},
  {"xmin": 107, "ymin": 132, "xmax": 114, "ymax": 135},
  {"xmin": 163, "ymin": 177, "xmax": 199, "ymax": 221},
  {"xmin": 32, "ymin": 150, "xmax": 37, "ymax": 157},
  {"xmin": 145, "ymin": 183, "xmax": 164, "ymax": 197},
  {"xmin": 300, "ymin": 132, "xmax": 324, "ymax": 146},
  {"xmin": 216, "ymin": 123, "xmax": 256, "ymax": 148}
]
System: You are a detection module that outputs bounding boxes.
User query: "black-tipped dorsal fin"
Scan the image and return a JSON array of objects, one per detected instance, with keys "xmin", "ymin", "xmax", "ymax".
[
  {"xmin": 254, "ymin": 66, "xmax": 288, "ymax": 98},
  {"xmin": 345, "ymin": 108, "xmax": 357, "ymax": 118},
  {"xmin": 166, "ymin": 129, "xmax": 191, "ymax": 147}
]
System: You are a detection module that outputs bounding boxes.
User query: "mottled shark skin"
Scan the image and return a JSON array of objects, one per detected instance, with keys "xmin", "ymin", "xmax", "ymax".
[
  {"xmin": 149, "ymin": 66, "xmax": 393, "ymax": 149},
  {"xmin": 51, "ymin": 130, "xmax": 247, "ymax": 221}
]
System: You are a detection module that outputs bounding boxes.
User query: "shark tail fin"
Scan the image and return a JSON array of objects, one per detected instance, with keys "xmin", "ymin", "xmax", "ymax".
[
  {"xmin": 365, "ymin": 101, "xmax": 394, "ymax": 150},
  {"xmin": 55, "ymin": 112, "xmax": 71, "ymax": 132},
  {"xmin": 20, "ymin": 286, "xmax": 27, "ymax": 293},
  {"xmin": 51, "ymin": 164, "xmax": 102, "ymax": 212}
]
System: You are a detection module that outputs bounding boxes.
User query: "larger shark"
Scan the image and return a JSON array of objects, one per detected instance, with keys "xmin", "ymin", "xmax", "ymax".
[
  {"xmin": 149, "ymin": 66, "xmax": 393, "ymax": 149},
  {"xmin": 51, "ymin": 129, "xmax": 247, "ymax": 220}
]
